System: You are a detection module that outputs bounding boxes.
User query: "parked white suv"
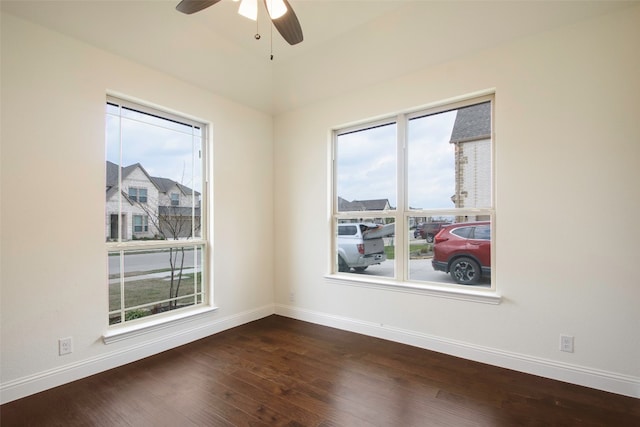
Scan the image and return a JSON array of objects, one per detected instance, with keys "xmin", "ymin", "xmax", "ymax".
[{"xmin": 337, "ymin": 222, "xmax": 390, "ymax": 272}]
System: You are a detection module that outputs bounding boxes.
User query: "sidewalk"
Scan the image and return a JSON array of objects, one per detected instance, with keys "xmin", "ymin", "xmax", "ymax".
[{"xmin": 109, "ymin": 268, "xmax": 197, "ymax": 284}]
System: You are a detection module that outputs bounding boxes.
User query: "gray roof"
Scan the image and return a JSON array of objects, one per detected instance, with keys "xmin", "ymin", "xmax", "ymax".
[
  {"xmin": 151, "ymin": 176, "xmax": 178, "ymax": 193},
  {"xmin": 105, "ymin": 160, "xmax": 120, "ymax": 189},
  {"xmin": 106, "ymin": 161, "xmax": 147, "ymax": 189},
  {"xmin": 150, "ymin": 176, "xmax": 199, "ymax": 197},
  {"xmin": 338, "ymin": 197, "xmax": 391, "ymax": 211},
  {"xmin": 449, "ymin": 101, "xmax": 491, "ymax": 144}
]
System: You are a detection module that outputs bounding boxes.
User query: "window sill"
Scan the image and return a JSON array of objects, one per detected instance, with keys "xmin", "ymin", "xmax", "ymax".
[
  {"xmin": 324, "ymin": 274, "xmax": 501, "ymax": 304},
  {"xmin": 103, "ymin": 305, "xmax": 218, "ymax": 344}
]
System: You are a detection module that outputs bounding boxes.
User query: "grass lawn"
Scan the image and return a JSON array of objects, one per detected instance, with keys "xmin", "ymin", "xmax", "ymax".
[
  {"xmin": 109, "ymin": 273, "xmax": 200, "ymax": 322},
  {"xmin": 385, "ymin": 243, "xmax": 433, "ymax": 260}
]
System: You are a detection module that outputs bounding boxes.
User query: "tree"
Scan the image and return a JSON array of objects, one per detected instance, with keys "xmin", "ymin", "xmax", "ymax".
[{"xmin": 132, "ymin": 193, "xmax": 201, "ymax": 312}]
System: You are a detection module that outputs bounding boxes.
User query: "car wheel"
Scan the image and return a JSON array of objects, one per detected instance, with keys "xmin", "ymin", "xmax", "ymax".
[
  {"xmin": 353, "ymin": 266, "xmax": 367, "ymax": 272},
  {"xmin": 449, "ymin": 257, "xmax": 480, "ymax": 285},
  {"xmin": 426, "ymin": 233, "xmax": 434, "ymax": 243},
  {"xmin": 338, "ymin": 257, "xmax": 350, "ymax": 272}
]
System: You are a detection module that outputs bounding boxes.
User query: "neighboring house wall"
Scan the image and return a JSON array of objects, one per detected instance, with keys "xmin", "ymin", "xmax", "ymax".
[
  {"xmin": 154, "ymin": 181, "xmax": 201, "ymax": 239},
  {"xmin": 106, "ymin": 165, "xmax": 159, "ymax": 241},
  {"xmin": 453, "ymin": 138, "xmax": 491, "ymax": 219},
  {"xmin": 337, "ymin": 198, "xmax": 392, "ymax": 224},
  {"xmin": 105, "ymin": 192, "xmax": 127, "ymax": 240},
  {"xmin": 125, "ymin": 167, "xmax": 160, "ymax": 239},
  {"xmin": 158, "ymin": 184, "xmax": 197, "ymax": 211},
  {"xmin": 449, "ymin": 102, "xmax": 491, "ymax": 222},
  {"xmin": 106, "ymin": 163, "xmax": 201, "ymax": 241}
]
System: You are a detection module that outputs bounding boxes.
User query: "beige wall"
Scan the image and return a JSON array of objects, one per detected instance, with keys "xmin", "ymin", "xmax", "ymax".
[
  {"xmin": 273, "ymin": 6, "xmax": 640, "ymax": 395},
  {"xmin": 1, "ymin": 13, "xmax": 274, "ymax": 401}
]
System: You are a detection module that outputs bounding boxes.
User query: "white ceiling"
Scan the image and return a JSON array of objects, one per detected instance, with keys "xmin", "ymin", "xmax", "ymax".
[{"xmin": 2, "ymin": 0, "xmax": 635, "ymax": 114}]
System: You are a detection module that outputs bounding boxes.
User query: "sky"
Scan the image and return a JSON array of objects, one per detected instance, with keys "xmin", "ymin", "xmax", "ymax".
[
  {"xmin": 106, "ymin": 103, "xmax": 458, "ymax": 209},
  {"xmin": 106, "ymin": 104, "xmax": 203, "ymax": 192},
  {"xmin": 336, "ymin": 110, "xmax": 457, "ymax": 210}
]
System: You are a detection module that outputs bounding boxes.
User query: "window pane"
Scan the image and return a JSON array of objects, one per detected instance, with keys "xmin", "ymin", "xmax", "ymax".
[
  {"xmin": 106, "ymin": 98, "xmax": 207, "ymax": 325},
  {"xmin": 332, "ymin": 96, "xmax": 493, "ymax": 290},
  {"xmin": 336, "ymin": 218, "xmax": 395, "ymax": 278},
  {"xmin": 408, "ymin": 102, "xmax": 491, "ymax": 209},
  {"xmin": 105, "ymin": 101, "xmax": 203, "ymax": 242},
  {"xmin": 114, "ymin": 247, "xmax": 203, "ymax": 322},
  {"xmin": 409, "ymin": 216, "xmax": 491, "ymax": 287},
  {"xmin": 191, "ymin": 133, "xmax": 203, "ymax": 239},
  {"xmin": 119, "ymin": 105, "xmax": 199, "ymax": 136},
  {"xmin": 407, "ymin": 111, "xmax": 457, "ymax": 209},
  {"xmin": 108, "ymin": 251, "xmax": 122, "ymax": 325},
  {"xmin": 336, "ymin": 122, "xmax": 397, "ymax": 212},
  {"xmin": 106, "ymin": 109, "xmax": 122, "ymax": 242},
  {"xmin": 108, "ymin": 246, "xmax": 205, "ymax": 325}
]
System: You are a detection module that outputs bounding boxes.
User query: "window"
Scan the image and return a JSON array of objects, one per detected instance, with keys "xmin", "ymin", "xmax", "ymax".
[
  {"xmin": 128, "ymin": 187, "xmax": 148, "ymax": 203},
  {"xmin": 170, "ymin": 192, "xmax": 180, "ymax": 206},
  {"xmin": 132, "ymin": 215, "xmax": 149, "ymax": 233},
  {"xmin": 106, "ymin": 96, "xmax": 208, "ymax": 325},
  {"xmin": 332, "ymin": 95, "xmax": 493, "ymax": 290}
]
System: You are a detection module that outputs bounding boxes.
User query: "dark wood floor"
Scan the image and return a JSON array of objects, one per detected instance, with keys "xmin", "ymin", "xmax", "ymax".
[{"xmin": 2, "ymin": 315, "xmax": 638, "ymax": 426}]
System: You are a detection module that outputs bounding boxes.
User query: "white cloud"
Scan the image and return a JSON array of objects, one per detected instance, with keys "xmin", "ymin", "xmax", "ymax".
[
  {"xmin": 336, "ymin": 110, "xmax": 457, "ymax": 209},
  {"xmin": 106, "ymin": 112, "xmax": 203, "ymax": 192}
]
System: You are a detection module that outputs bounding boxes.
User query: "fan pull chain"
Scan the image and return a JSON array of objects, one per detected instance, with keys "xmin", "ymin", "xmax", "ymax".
[{"xmin": 270, "ymin": 21, "xmax": 274, "ymax": 60}]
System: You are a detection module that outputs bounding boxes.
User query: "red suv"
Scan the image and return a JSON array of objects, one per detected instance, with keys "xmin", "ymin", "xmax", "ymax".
[{"xmin": 432, "ymin": 221, "xmax": 491, "ymax": 285}]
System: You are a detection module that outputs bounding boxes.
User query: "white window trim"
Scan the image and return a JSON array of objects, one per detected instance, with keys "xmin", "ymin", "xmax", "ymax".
[
  {"xmin": 327, "ymin": 93, "xmax": 499, "ymax": 304},
  {"xmin": 102, "ymin": 305, "xmax": 219, "ymax": 344},
  {"xmin": 324, "ymin": 274, "xmax": 500, "ymax": 304},
  {"xmin": 105, "ymin": 94, "xmax": 213, "ymax": 331}
]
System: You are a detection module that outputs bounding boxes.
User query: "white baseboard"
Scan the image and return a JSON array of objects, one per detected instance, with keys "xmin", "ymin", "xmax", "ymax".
[
  {"xmin": 4, "ymin": 304, "xmax": 637, "ymax": 404},
  {"xmin": 0, "ymin": 304, "xmax": 275, "ymax": 404},
  {"xmin": 275, "ymin": 304, "xmax": 639, "ymax": 399}
]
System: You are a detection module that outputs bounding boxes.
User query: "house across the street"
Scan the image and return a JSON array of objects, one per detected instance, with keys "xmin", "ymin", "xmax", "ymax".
[{"xmin": 105, "ymin": 161, "xmax": 200, "ymax": 241}]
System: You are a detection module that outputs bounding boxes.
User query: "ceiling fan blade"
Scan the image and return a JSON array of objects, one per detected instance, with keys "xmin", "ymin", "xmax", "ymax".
[
  {"xmin": 176, "ymin": 0, "xmax": 223, "ymax": 15},
  {"xmin": 265, "ymin": 0, "xmax": 303, "ymax": 45}
]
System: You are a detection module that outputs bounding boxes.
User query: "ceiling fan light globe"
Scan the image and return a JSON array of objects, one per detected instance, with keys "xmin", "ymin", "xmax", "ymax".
[
  {"xmin": 266, "ymin": 0, "xmax": 287, "ymax": 19},
  {"xmin": 238, "ymin": 0, "xmax": 258, "ymax": 21}
]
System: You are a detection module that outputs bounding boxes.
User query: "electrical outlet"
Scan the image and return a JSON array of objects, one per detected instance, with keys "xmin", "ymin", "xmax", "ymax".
[
  {"xmin": 59, "ymin": 337, "xmax": 73, "ymax": 355},
  {"xmin": 289, "ymin": 291, "xmax": 295, "ymax": 302},
  {"xmin": 560, "ymin": 335, "xmax": 574, "ymax": 353}
]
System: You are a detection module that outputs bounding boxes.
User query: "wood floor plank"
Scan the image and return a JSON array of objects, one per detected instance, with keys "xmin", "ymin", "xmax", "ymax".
[{"xmin": 2, "ymin": 315, "xmax": 639, "ymax": 426}]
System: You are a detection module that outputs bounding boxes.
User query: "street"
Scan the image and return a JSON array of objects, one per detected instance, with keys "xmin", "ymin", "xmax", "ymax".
[
  {"xmin": 108, "ymin": 248, "xmax": 197, "ymax": 274},
  {"xmin": 109, "ymin": 240, "xmax": 489, "ymax": 288},
  {"xmin": 356, "ymin": 258, "xmax": 490, "ymax": 288}
]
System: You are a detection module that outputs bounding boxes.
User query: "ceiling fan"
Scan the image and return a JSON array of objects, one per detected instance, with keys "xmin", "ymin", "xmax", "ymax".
[{"xmin": 176, "ymin": 0, "xmax": 303, "ymax": 46}]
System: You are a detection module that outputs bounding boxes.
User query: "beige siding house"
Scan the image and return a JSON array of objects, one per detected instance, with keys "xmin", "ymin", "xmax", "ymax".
[{"xmin": 105, "ymin": 161, "xmax": 200, "ymax": 241}]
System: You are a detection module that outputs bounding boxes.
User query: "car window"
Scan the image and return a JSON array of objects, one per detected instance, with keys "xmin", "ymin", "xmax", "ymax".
[
  {"xmin": 451, "ymin": 227, "xmax": 472, "ymax": 238},
  {"xmin": 339, "ymin": 225, "xmax": 358, "ymax": 236},
  {"xmin": 473, "ymin": 225, "xmax": 491, "ymax": 240}
]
